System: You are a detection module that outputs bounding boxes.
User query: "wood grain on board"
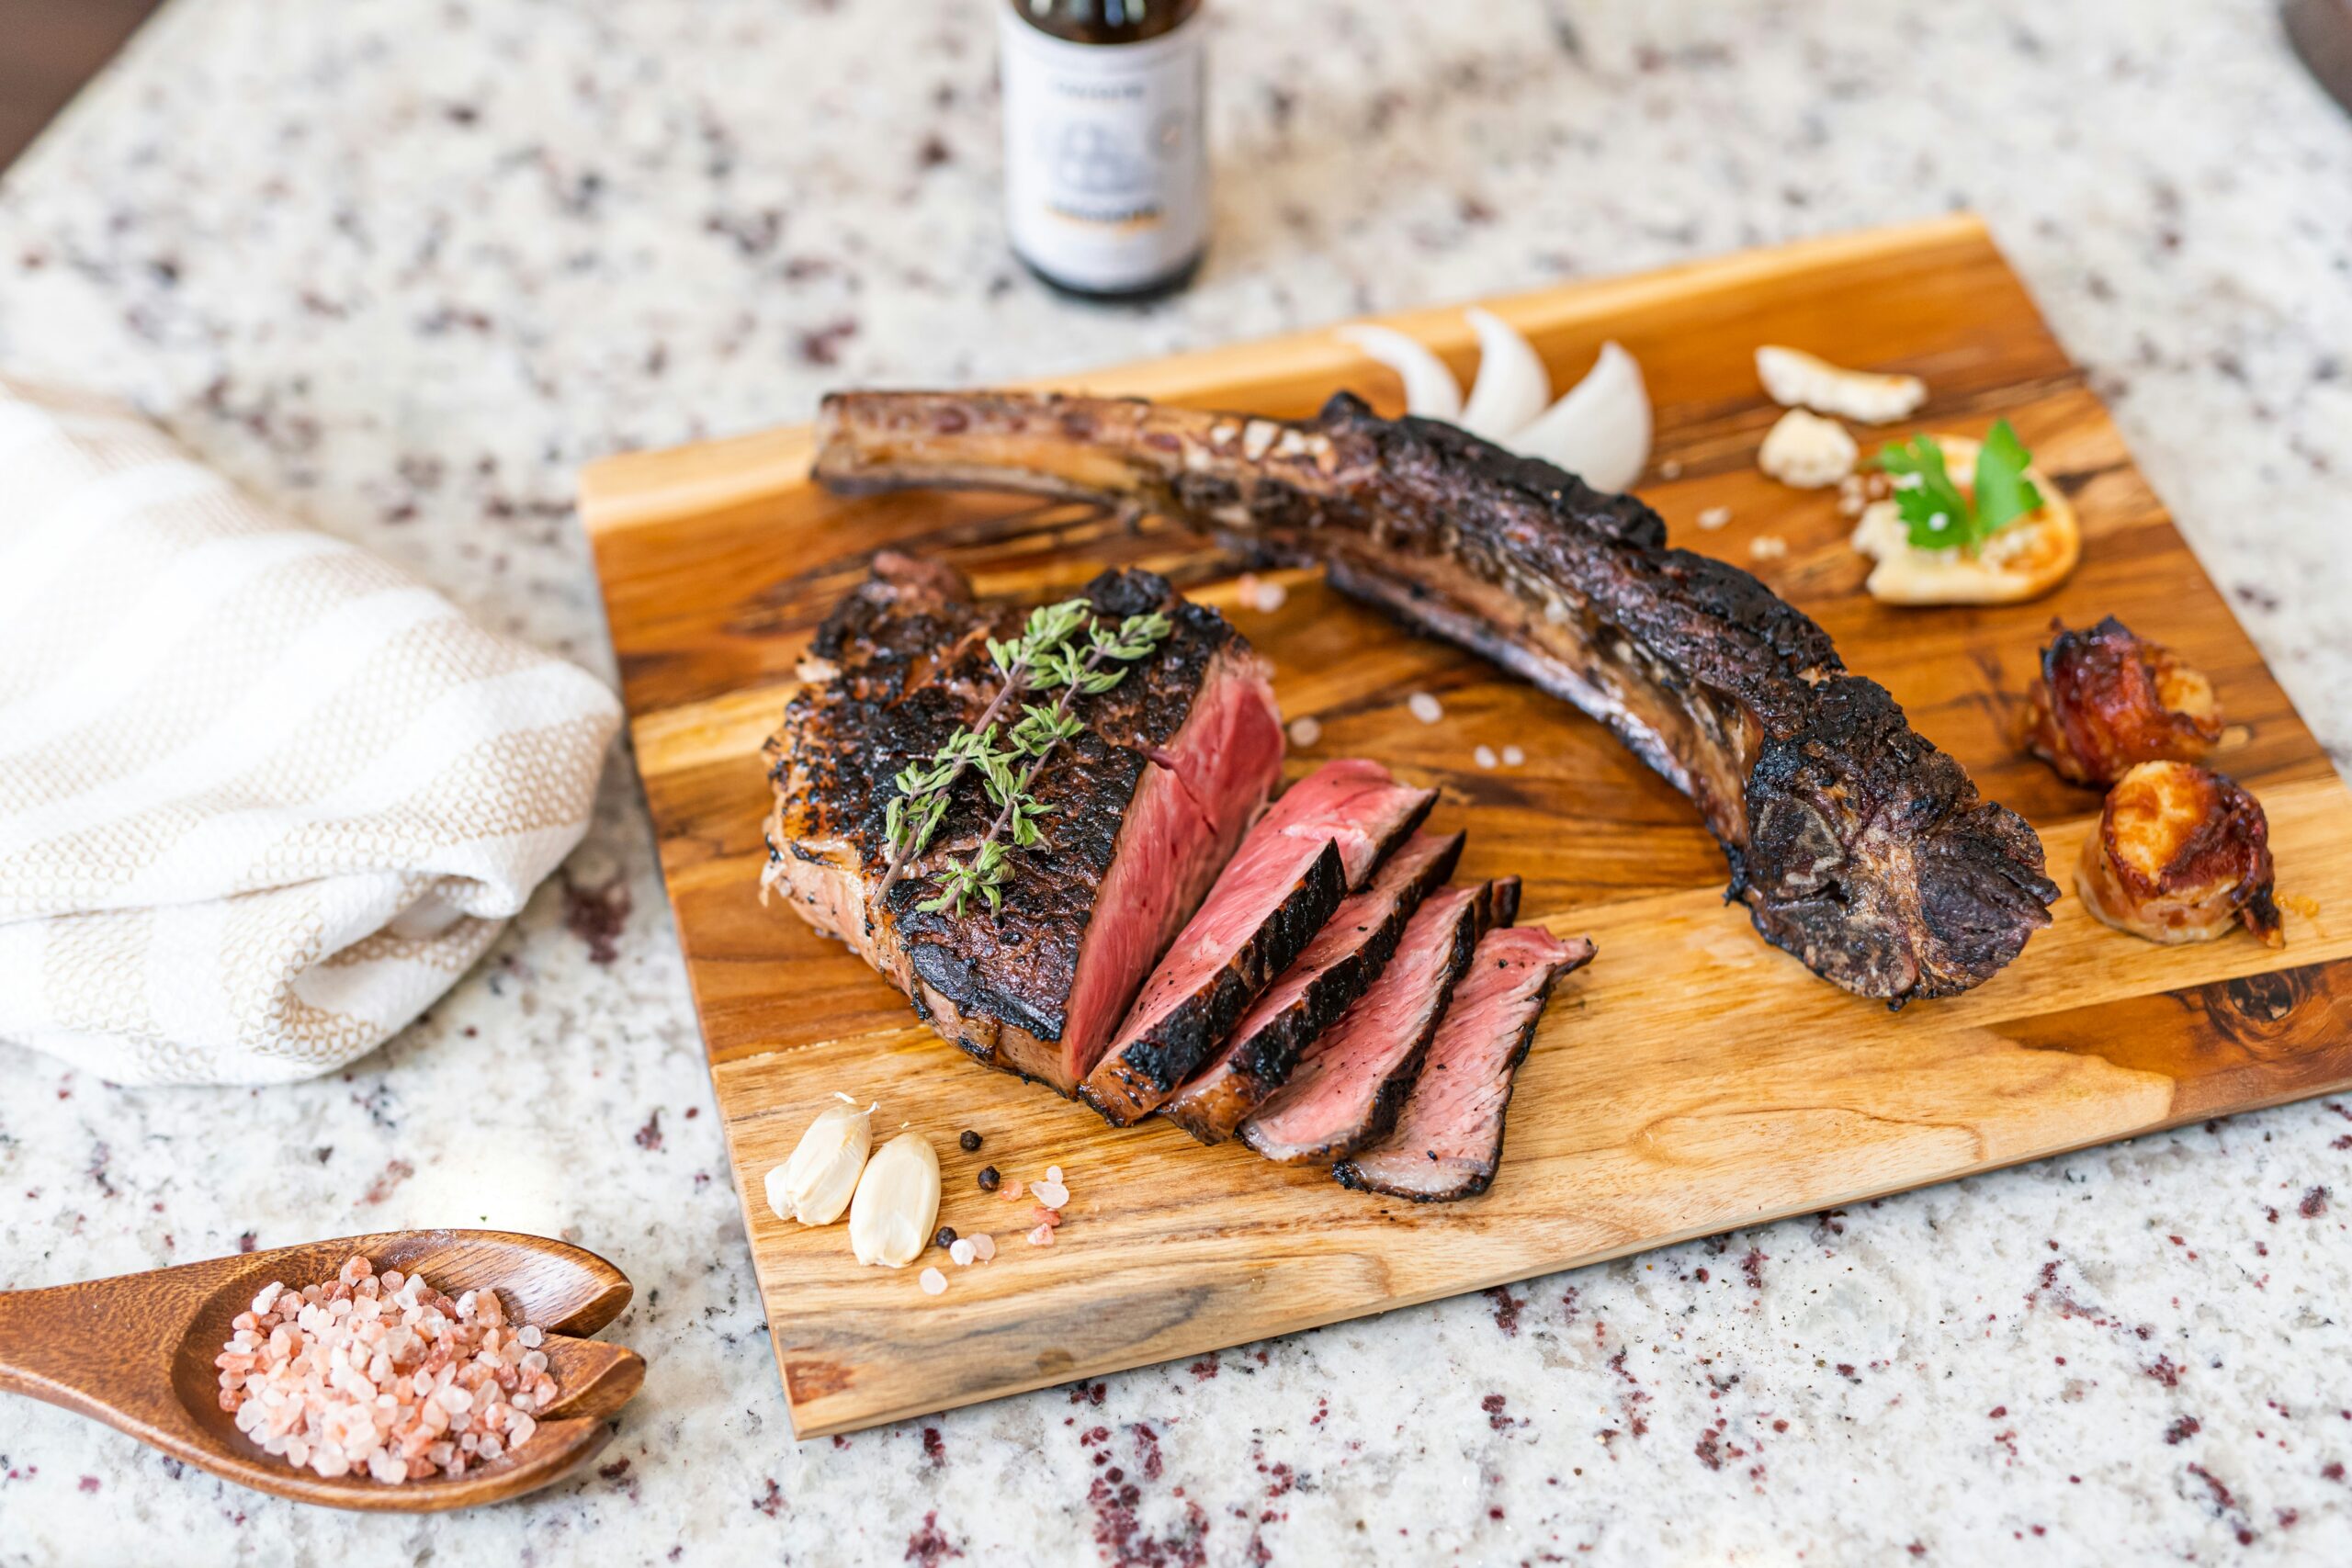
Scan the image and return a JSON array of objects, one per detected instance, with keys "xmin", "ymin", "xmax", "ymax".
[{"xmin": 578, "ymin": 214, "xmax": 2352, "ymax": 1438}]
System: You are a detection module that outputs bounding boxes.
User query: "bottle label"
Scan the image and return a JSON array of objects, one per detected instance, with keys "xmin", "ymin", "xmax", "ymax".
[{"xmin": 999, "ymin": 9, "xmax": 1208, "ymax": 292}]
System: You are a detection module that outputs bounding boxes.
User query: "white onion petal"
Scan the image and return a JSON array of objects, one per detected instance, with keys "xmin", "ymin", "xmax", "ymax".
[
  {"xmin": 1507, "ymin": 340, "xmax": 1652, "ymax": 494},
  {"xmin": 1336, "ymin": 324, "xmax": 1462, "ymax": 423},
  {"xmin": 1456, "ymin": 308, "xmax": 1550, "ymax": 442}
]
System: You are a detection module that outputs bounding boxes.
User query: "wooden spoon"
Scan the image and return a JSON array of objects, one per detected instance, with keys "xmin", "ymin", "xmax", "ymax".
[{"xmin": 0, "ymin": 1229, "xmax": 643, "ymax": 1513}]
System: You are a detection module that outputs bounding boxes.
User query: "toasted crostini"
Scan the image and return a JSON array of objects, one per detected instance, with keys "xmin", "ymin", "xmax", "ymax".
[{"xmin": 1850, "ymin": 434, "xmax": 2079, "ymax": 605}]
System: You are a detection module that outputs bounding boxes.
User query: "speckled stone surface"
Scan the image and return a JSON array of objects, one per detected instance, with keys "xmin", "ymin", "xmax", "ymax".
[{"xmin": 2, "ymin": 1, "xmax": 2349, "ymax": 1562}]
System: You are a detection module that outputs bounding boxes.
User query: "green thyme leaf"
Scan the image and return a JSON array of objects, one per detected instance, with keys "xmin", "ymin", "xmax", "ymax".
[{"xmin": 901, "ymin": 592, "xmax": 1171, "ymax": 915}]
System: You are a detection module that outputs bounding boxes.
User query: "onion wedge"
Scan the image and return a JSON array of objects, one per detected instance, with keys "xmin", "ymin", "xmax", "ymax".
[
  {"xmin": 1336, "ymin": 323, "xmax": 1462, "ymax": 423},
  {"xmin": 1509, "ymin": 340, "xmax": 1652, "ymax": 493},
  {"xmin": 1456, "ymin": 307, "xmax": 1550, "ymax": 441},
  {"xmin": 1336, "ymin": 312, "xmax": 1655, "ymax": 493}
]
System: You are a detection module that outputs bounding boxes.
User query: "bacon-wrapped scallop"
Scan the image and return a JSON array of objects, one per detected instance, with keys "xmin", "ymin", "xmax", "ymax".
[
  {"xmin": 2076, "ymin": 761, "xmax": 2282, "ymax": 947},
  {"xmin": 2017, "ymin": 616, "xmax": 2222, "ymax": 786}
]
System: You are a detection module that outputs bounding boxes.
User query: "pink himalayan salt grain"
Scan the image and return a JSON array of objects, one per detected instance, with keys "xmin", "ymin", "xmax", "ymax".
[
  {"xmin": 998, "ymin": 1178, "xmax": 1025, "ymax": 1201},
  {"xmin": 970, "ymin": 1233, "xmax": 997, "ymax": 1262},
  {"xmin": 1032, "ymin": 1179, "xmax": 1069, "ymax": 1210},
  {"xmin": 215, "ymin": 1253, "xmax": 555, "ymax": 1486},
  {"xmin": 1045, "ymin": 1166, "xmax": 1062, "ymax": 1185},
  {"xmin": 919, "ymin": 1267, "xmax": 948, "ymax": 1296},
  {"xmin": 1026, "ymin": 1222, "xmax": 1057, "ymax": 1247}
]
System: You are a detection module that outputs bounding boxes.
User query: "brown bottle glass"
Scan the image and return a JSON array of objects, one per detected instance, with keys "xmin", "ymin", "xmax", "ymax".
[{"xmin": 999, "ymin": 0, "xmax": 1211, "ymax": 301}]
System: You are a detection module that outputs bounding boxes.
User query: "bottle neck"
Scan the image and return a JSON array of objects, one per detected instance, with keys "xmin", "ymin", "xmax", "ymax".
[{"xmin": 1008, "ymin": 0, "xmax": 1201, "ymax": 47}]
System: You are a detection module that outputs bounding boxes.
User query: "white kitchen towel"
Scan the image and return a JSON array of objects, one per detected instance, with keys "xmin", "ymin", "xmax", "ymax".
[{"xmin": 0, "ymin": 378, "xmax": 621, "ymax": 1086}]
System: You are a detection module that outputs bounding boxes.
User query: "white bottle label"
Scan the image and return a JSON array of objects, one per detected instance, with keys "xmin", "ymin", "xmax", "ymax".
[{"xmin": 999, "ymin": 8, "xmax": 1208, "ymax": 292}]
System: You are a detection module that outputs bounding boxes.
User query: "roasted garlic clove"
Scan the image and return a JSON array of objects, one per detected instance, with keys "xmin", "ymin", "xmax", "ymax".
[
  {"xmin": 849, "ymin": 1130, "xmax": 942, "ymax": 1268},
  {"xmin": 765, "ymin": 1096, "xmax": 874, "ymax": 1226}
]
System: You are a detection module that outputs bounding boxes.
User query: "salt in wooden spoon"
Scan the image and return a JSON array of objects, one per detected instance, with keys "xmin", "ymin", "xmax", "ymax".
[{"xmin": 0, "ymin": 1228, "xmax": 643, "ymax": 1512}]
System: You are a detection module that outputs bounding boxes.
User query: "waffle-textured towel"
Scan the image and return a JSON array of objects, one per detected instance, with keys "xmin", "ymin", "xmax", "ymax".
[{"xmin": 0, "ymin": 379, "xmax": 620, "ymax": 1085}]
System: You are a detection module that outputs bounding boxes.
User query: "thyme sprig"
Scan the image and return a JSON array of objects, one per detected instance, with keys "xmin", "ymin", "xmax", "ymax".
[
  {"xmin": 916, "ymin": 606, "xmax": 1173, "ymax": 918},
  {"xmin": 875, "ymin": 596, "xmax": 1093, "ymax": 897}
]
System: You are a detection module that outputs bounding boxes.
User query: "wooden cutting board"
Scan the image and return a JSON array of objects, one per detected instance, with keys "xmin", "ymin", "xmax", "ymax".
[{"xmin": 578, "ymin": 214, "xmax": 2352, "ymax": 1439}]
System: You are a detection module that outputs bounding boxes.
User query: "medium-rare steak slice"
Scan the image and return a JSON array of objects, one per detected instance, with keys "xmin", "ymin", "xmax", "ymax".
[
  {"xmin": 763, "ymin": 554, "xmax": 1284, "ymax": 1095},
  {"xmin": 1332, "ymin": 922, "xmax": 1593, "ymax": 1201},
  {"xmin": 813, "ymin": 389, "xmax": 2060, "ymax": 1004},
  {"xmin": 1240, "ymin": 876, "xmax": 1517, "ymax": 1166},
  {"xmin": 1162, "ymin": 829, "xmax": 1464, "ymax": 1145},
  {"xmin": 1080, "ymin": 759, "xmax": 1436, "ymax": 1124}
]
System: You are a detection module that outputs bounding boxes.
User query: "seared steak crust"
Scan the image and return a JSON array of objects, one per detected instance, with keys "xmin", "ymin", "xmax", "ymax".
[
  {"xmin": 1163, "ymin": 829, "xmax": 1464, "ymax": 1145},
  {"xmin": 764, "ymin": 555, "xmax": 1276, "ymax": 1088},
  {"xmin": 1240, "ymin": 874, "xmax": 1517, "ymax": 1166},
  {"xmin": 1083, "ymin": 842, "xmax": 1346, "ymax": 1122},
  {"xmin": 814, "ymin": 390, "xmax": 2060, "ymax": 1004},
  {"xmin": 1332, "ymin": 923, "xmax": 1595, "ymax": 1202}
]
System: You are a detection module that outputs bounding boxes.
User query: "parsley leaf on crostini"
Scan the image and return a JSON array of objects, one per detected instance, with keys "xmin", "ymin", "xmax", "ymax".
[{"xmin": 1871, "ymin": 420, "xmax": 2045, "ymax": 553}]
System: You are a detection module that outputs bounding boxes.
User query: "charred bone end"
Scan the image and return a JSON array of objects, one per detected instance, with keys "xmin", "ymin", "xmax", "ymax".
[{"xmin": 1740, "ymin": 680, "xmax": 2058, "ymax": 1003}]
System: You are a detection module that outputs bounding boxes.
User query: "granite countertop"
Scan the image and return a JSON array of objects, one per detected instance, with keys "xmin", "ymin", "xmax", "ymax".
[{"xmin": 3, "ymin": 1, "xmax": 2350, "ymax": 1562}]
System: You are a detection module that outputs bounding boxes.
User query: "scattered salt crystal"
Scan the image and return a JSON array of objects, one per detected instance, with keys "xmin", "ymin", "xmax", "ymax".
[
  {"xmin": 1659, "ymin": 458, "xmax": 1685, "ymax": 479},
  {"xmin": 949, "ymin": 1237, "xmax": 977, "ymax": 1266},
  {"xmin": 1000, "ymin": 1178, "xmax": 1025, "ymax": 1201},
  {"xmin": 1046, "ymin": 1166, "xmax": 1062, "ymax": 1185},
  {"xmin": 1408, "ymin": 693, "xmax": 1442, "ymax": 725},
  {"xmin": 1026, "ymin": 1223, "xmax": 1057, "ymax": 1247},
  {"xmin": 1749, "ymin": 535, "xmax": 1788, "ymax": 561},
  {"xmin": 1032, "ymin": 1179, "xmax": 1070, "ymax": 1209},
  {"xmin": 1286, "ymin": 716, "xmax": 1322, "ymax": 749},
  {"xmin": 1253, "ymin": 580, "xmax": 1287, "ymax": 613},
  {"xmin": 1502, "ymin": 745, "xmax": 1525, "ymax": 767},
  {"xmin": 1237, "ymin": 572, "xmax": 1260, "ymax": 604},
  {"xmin": 971, "ymin": 1233, "xmax": 997, "ymax": 1261},
  {"xmin": 1696, "ymin": 506, "xmax": 1732, "ymax": 530},
  {"xmin": 1474, "ymin": 745, "xmax": 1498, "ymax": 771},
  {"xmin": 919, "ymin": 1267, "xmax": 948, "ymax": 1296}
]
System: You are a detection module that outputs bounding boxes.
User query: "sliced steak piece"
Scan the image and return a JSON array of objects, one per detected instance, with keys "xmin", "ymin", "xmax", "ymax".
[
  {"xmin": 763, "ymin": 555, "xmax": 1285, "ymax": 1095},
  {"xmin": 813, "ymin": 389, "xmax": 2059, "ymax": 1003},
  {"xmin": 1331, "ymin": 923, "xmax": 1594, "ymax": 1201},
  {"xmin": 1162, "ymin": 829, "xmax": 1464, "ymax": 1145},
  {"xmin": 1240, "ymin": 875, "xmax": 1516, "ymax": 1166},
  {"xmin": 1080, "ymin": 759, "xmax": 1436, "ymax": 1124}
]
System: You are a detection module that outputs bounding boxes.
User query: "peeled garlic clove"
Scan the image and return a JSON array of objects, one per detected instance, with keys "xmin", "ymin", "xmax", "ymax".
[
  {"xmin": 1337, "ymin": 323, "xmax": 1464, "ymax": 423},
  {"xmin": 1509, "ymin": 340, "xmax": 1652, "ymax": 494},
  {"xmin": 765, "ymin": 1097, "xmax": 873, "ymax": 1226},
  {"xmin": 848, "ymin": 1131, "xmax": 941, "ymax": 1269},
  {"xmin": 1457, "ymin": 308, "xmax": 1550, "ymax": 442},
  {"xmin": 1755, "ymin": 345, "xmax": 1926, "ymax": 425}
]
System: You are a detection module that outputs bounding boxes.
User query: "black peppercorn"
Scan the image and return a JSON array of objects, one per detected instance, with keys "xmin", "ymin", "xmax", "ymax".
[
  {"xmin": 977, "ymin": 1165, "xmax": 1001, "ymax": 1191},
  {"xmin": 959, "ymin": 1129, "xmax": 982, "ymax": 1153},
  {"xmin": 934, "ymin": 1225, "xmax": 956, "ymax": 1249}
]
